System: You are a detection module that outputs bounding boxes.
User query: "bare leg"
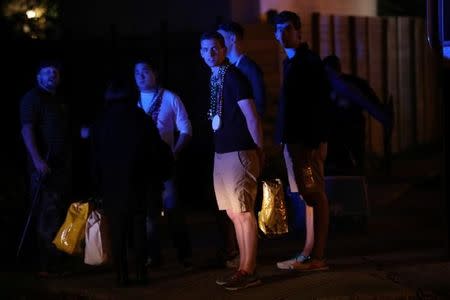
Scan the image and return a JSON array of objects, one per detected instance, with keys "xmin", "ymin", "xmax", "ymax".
[
  {"xmin": 311, "ymin": 192, "xmax": 329, "ymax": 260},
  {"xmin": 302, "ymin": 204, "xmax": 314, "ymax": 256},
  {"xmin": 227, "ymin": 210, "xmax": 244, "ymax": 270},
  {"xmin": 284, "ymin": 145, "xmax": 313, "ymax": 257},
  {"xmin": 227, "ymin": 210, "xmax": 258, "ymax": 273}
]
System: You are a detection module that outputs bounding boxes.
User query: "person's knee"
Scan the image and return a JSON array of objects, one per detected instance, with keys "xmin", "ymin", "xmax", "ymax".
[
  {"xmin": 236, "ymin": 211, "xmax": 256, "ymax": 226},
  {"xmin": 303, "ymin": 196, "xmax": 316, "ymax": 207},
  {"xmin": 302, "ymin": 191, "xmax": 327, "ymax": 207}
]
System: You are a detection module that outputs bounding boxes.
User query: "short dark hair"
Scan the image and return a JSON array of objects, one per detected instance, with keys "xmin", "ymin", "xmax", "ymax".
[
  {"xmin": 322, "ymin": 55, "xmax": 342, "ymax": 73},
  {"xmin": 200, "ymin": 31, "xmax": 225, "ymax": 48},
  {"xmin": 134, "ymin": 58, "xmax": 158, "ymax": 73},
  {"xmin": 274, "ymin": 11, "xmax": 302, "ymax": 30},
  {"xmin": 217, "ymin": 21, "xmax": 245, "ymax": 39},
  {"xmin": 104, "ymin": 77, "xmax": 131, "ymax": 103},
  {"xmin": 37, "ymin": 59, "xmax": 62, "ymax": 73}
]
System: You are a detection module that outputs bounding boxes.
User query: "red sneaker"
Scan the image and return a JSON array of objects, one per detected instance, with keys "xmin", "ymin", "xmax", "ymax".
[{"xmin": 291, "ymin": 258, "xmax": 329, "ymax": 272}]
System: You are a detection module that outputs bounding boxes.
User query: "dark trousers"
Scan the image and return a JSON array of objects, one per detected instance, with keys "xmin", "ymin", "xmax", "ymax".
[
  {"xmin": 31, "ymin": 173, "xmax": 66, "ymax": 272},
  {"xmin": 146, "ymin": 208, "xmax": 192, "ymax": 262},
  {"xmin": 146, "ymin": 178, "xmax": 191, "ymax": 263},
  {"xmin": 108, "ymin": 211, "xmax": 147, "ymax": 282}
]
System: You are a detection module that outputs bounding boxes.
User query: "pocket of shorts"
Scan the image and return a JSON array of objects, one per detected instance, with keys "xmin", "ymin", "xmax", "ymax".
[{"xmin": 237, "ymin": 150, "xmax": 251, "ymax": 169}]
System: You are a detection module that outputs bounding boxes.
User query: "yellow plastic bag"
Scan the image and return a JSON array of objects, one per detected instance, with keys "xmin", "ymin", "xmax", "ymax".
[
  {"xmin": 53, "ymin": 201, "xmax": 90, "ymax": 255},
  {"xmin": 258, "ymin": 179, "xmax": 289, "ymax": 237}
]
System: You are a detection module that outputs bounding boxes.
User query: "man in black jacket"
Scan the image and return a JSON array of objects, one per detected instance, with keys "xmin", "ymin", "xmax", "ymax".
[
  {"xmin": 92, "ymin": 79, "xmax": 173, "ymax": 286},
  {"xmin": 274, "ymin": 11, "xmax": 331, "ymax": 272}
]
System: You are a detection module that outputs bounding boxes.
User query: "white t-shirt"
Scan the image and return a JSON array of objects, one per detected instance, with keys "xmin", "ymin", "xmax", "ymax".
[{"xmin": 137, "ymin": 89, "xmax": 192, "ymax": 151}]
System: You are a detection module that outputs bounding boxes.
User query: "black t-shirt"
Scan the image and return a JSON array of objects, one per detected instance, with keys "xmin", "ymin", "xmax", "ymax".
[
  {"xmin": 213, "ymin": 66, "xmax": 256, "ymax": 153},
  {"xmin": 20, "ymin": 86, "xmax": 70, "ymax": 168}
]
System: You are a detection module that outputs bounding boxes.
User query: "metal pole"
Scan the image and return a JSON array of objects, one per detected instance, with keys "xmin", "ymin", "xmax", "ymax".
[
  {"xmin": 16, "ymin": 149, "xmax": 50, "ymax": 258},
  {"xmin": 16, "ymin": 174, "xmax": 44, "ymax": 258}
]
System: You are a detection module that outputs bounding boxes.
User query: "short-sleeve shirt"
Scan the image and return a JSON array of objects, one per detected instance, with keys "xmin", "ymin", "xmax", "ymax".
[
  {"xmin": 20, "ymin": 86, "xmax": 69, "ymax": 167},
  {"xmin": 213, "ymin": 66, "xmax": 256, "ymax": 153},
  {"xmin": 137, "ymin": 89, "xmax": 192, "ymax": 152},
  {"xmin": 236, "ymin": 55, "xmax": 266, "ymax": 117}
]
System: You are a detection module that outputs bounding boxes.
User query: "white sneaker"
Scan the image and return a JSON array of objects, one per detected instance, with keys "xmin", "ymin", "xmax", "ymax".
[{"xmin": 276, "ymin": 254, "xmax": 310, "ymax": 270}]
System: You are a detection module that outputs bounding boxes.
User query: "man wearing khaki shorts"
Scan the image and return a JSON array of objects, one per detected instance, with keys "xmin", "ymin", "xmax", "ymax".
[
  {"xmin": 274, "ymin": 11, "xmax": 332, "ymax": 272},
  {"xmin": 200, "ymin": 31, "xmax": 263, "ymax": 290}
]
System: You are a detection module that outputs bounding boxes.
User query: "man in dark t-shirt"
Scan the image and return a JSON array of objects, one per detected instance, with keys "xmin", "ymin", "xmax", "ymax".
[
  {"xmin": 216, "ymin": 22, "xmax": 268, "ymax": 268},
  {"xmin": 200, "ymin": 31, "xmax": 263, "ymax": 290},
  {"xmin": 20, "ymin": 60, "xmax": 71, "ymax": 276}
]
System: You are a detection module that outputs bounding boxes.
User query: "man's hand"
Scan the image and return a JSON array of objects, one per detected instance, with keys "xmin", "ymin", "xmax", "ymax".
[
  {"xmin": 33, "ymin": 157, "xmax": 50, "ymax": 176},
  {"xmin": 22, "ymin": 124, "xmax": 51, "ymax": 176},
  {"xmin": 173, "ymin": 150, "xmax": 180, "ymax": 161},
  {"xmin": 80, "ymin": 126, "xmax": 90, "ymax": 139},
  {"xmin": 256, "ymin": 147, "xmax": 265, "ymax": 169}
]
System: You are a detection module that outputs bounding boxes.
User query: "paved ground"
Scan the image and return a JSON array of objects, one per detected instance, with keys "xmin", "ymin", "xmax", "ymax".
[{"xmin": 1, "ymin": 150, "xmax": 449, "ymax": 299}]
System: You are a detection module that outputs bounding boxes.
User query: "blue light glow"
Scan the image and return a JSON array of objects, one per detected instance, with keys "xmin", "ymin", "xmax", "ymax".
[{"xmin": 444, "ymin": 46, "xmax": 450, "ymax": 59}]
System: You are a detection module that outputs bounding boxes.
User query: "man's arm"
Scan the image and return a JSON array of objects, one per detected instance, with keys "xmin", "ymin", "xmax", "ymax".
[
  {"xmin": 248, "ymin": 64, "xmax": 267, "ymax": 117},
  {"xmin": 21, "ymin": 124, "xmax": 50, "ymax": 175},
  {"xmin": 327, "ymin": 69, "xmax": 391, "ymax": 127},
  {"xmin": 173, "ymin": 133, "xmax": 191, "ymax": 160},
  {"xmin": 173, "ymin": 94, "xmax": 193, "ymax": 159},
  {"xmin": 238, "ymin": 99, "xmax": 263, "ymax": 149}
]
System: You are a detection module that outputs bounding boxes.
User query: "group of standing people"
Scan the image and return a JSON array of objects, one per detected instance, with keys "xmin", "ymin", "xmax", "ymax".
[
  {"xmin": 199, "ymin": 10, "xmax": 331, "ymax": 290},
  {"xmin": 20, "ymin": 10, "xmax": 388, "ymax": 290},
  {"xmin": 20, "ymin": 57, "xmax": 194, "ymax": 285}
]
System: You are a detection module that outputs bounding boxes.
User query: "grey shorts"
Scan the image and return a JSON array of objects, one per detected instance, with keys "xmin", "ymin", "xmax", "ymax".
[{"xmin": 213, "ymin": 150, "xmax": 260, "ymax": 213}]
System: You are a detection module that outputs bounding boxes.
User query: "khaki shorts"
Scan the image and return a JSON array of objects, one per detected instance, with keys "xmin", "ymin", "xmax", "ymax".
[
  {"xmin": 284, "ymin": 143, "xmax": 327, "ymax": 206},
  {"xmin": 214, "ymin": 150, "xmax": 260, "ymax": 213}
]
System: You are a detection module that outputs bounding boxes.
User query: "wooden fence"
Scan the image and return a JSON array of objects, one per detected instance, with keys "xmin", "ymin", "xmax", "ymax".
[{"xmin": 244, "ymin": 14, "xmax": 441, "ymax": 156}]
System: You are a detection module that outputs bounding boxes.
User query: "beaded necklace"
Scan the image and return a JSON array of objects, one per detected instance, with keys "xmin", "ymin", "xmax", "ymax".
[
  {"xmin": 139, "ymin": 88, "xmax": 164, "ymax": 122},
  {"xmin": 208, "ymin": 64, "xmax": 229, "ymax": 131}
]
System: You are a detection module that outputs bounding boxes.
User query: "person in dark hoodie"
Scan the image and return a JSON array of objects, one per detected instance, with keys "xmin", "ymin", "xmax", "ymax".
[{"xmin": 91, "ymin": 78, "xmax": 173, "ymax": 286}]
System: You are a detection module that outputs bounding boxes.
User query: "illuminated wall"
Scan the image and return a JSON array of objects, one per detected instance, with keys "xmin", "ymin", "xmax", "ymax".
[
  {"xmin": 230, "ymin": 0, "xmax": 260, "ymax": 24},
  {"xmin": 57, "ymin": 0, "xmax": 377, "ymax": 38},
  {"xmin": 260, "ymin": 0, "xmax": 377, "ymax": 20}
]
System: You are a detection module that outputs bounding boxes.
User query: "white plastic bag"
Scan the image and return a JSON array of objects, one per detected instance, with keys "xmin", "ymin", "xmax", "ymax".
[{"xmin": 84, "ymin": 210, "xmax": 110, "ymax": 265}]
